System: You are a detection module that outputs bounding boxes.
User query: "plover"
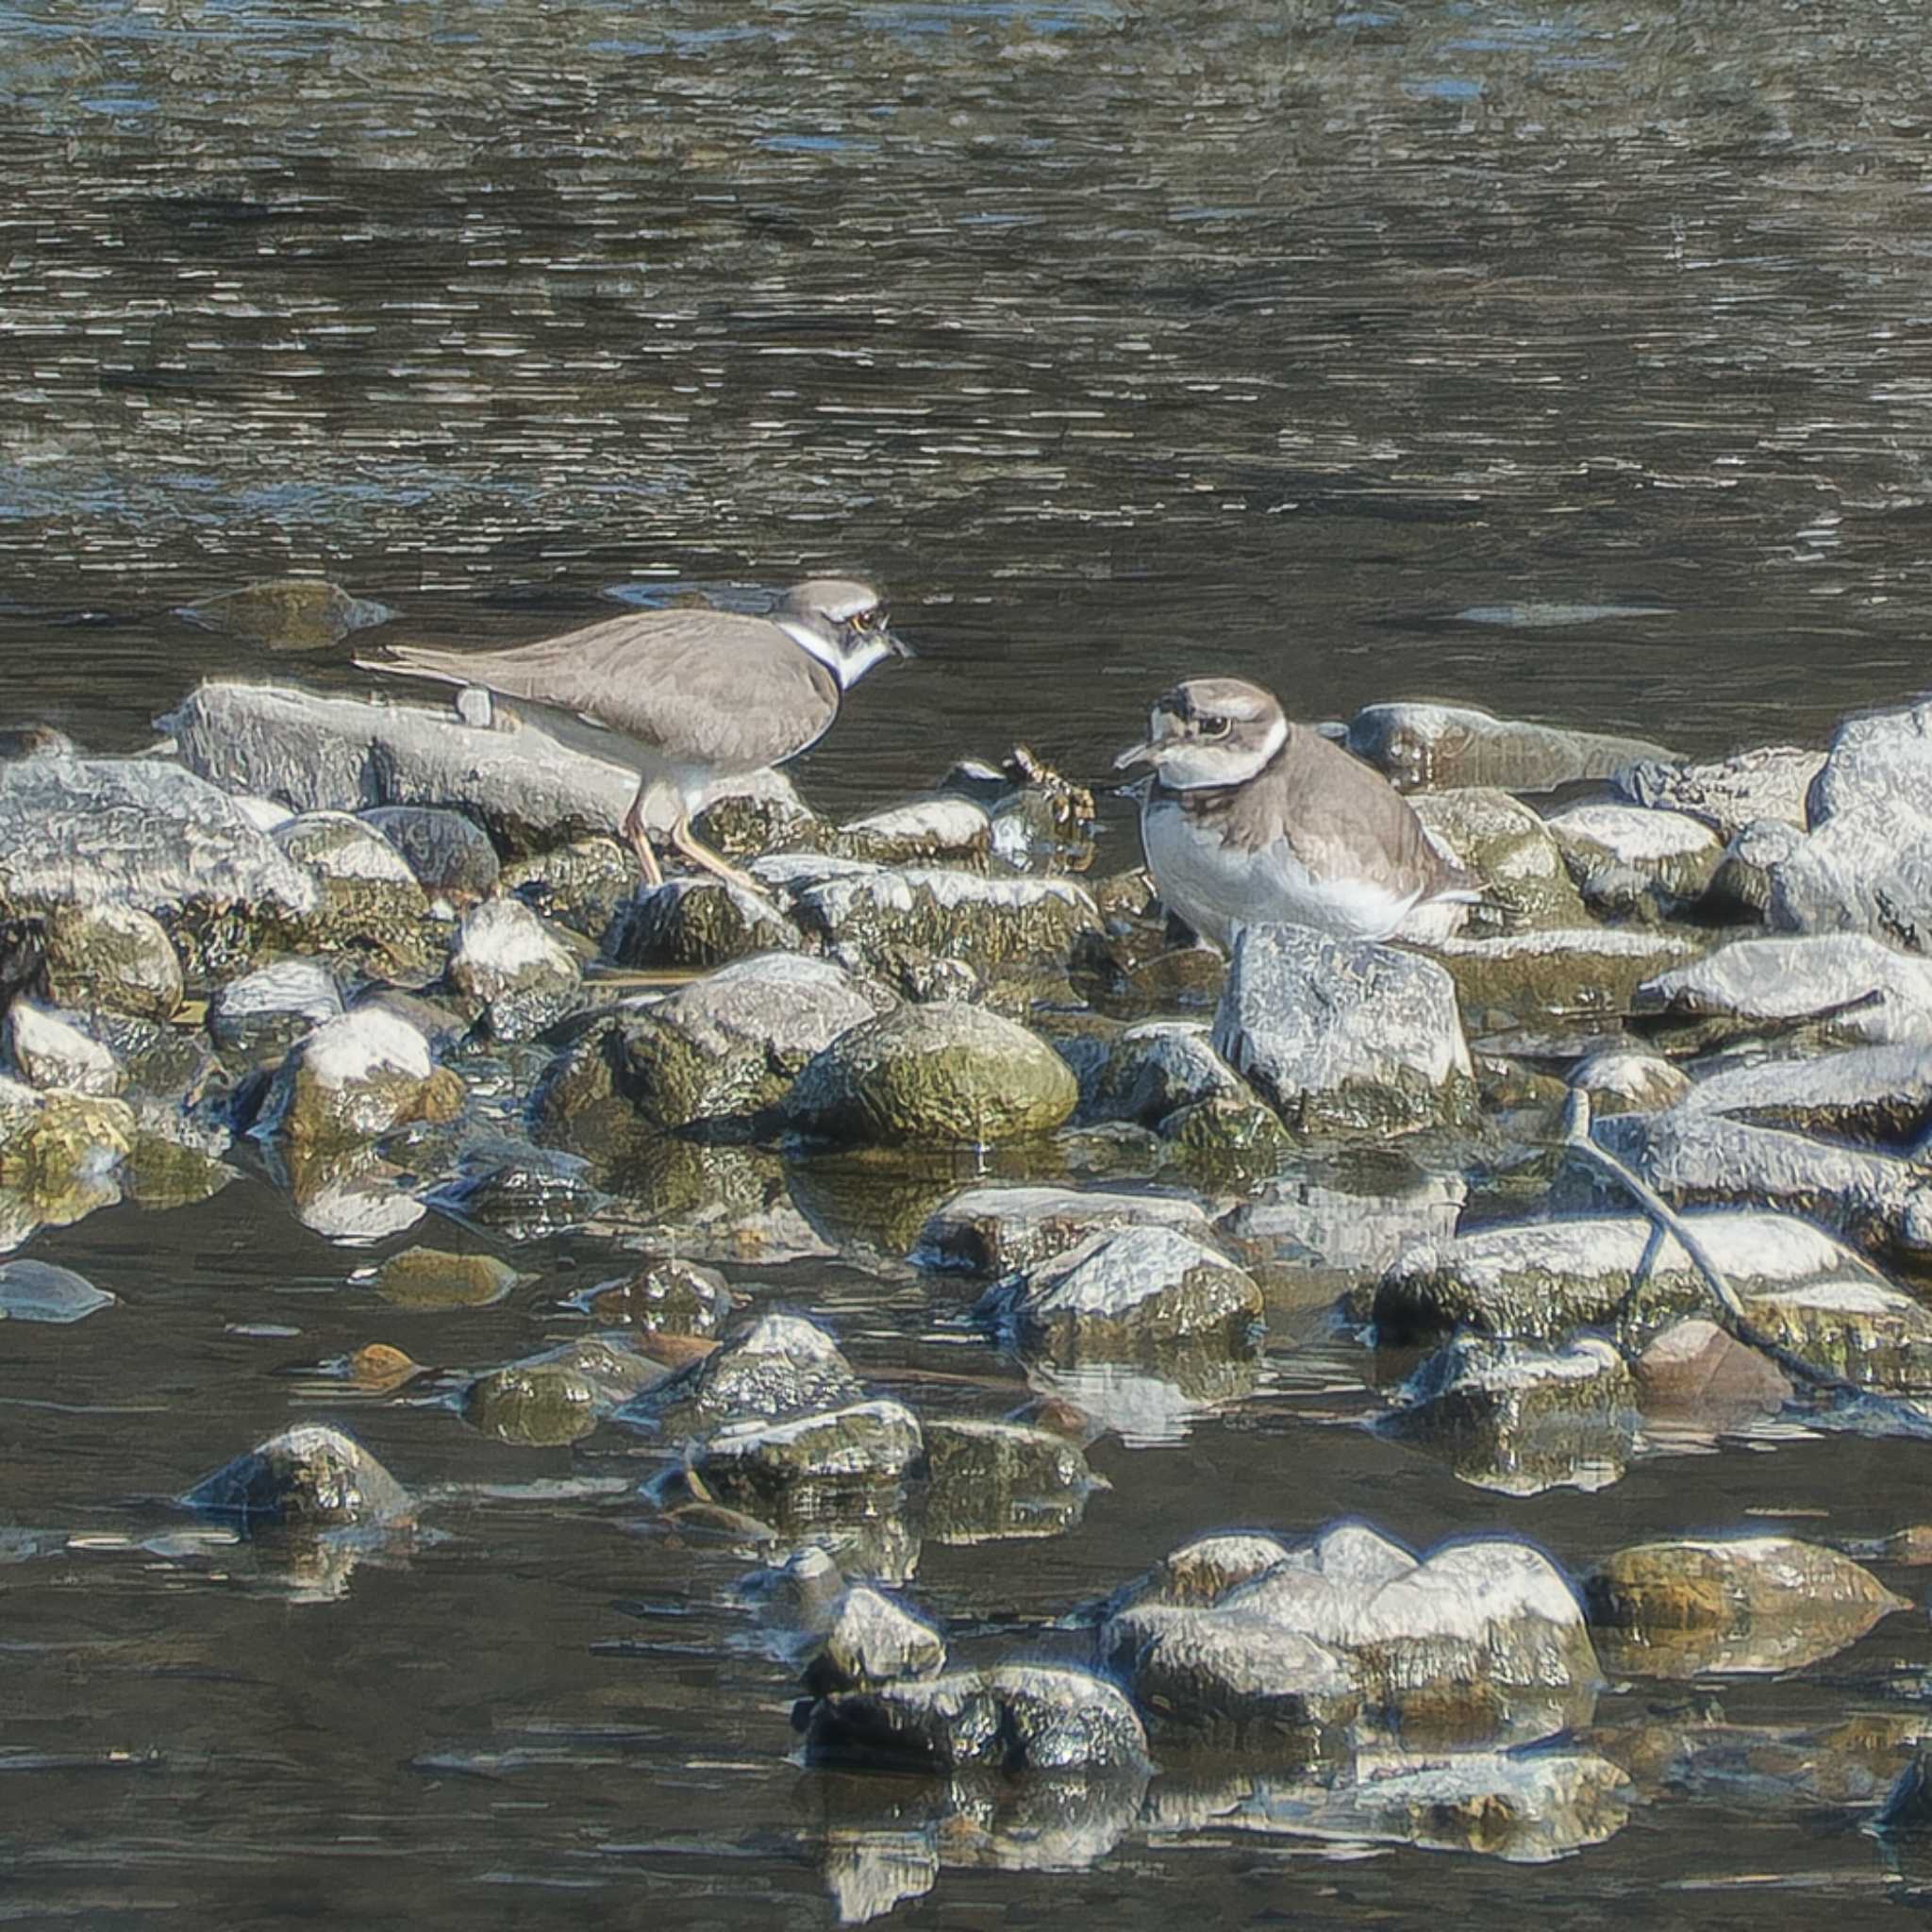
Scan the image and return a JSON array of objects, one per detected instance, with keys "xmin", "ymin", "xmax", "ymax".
[
  {"xmin": 360, "ymin": 579, "xmax": 908, "ymax": 891},
  {"xmin": 1115, "ymin": 675, "xmax": 1478, "ymax": 948}
]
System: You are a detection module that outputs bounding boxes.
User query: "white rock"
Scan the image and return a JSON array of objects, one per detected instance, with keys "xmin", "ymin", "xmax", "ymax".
[{"xmin": 4, "ymin": 1003, "xmax": 121, "ymax": 1096}]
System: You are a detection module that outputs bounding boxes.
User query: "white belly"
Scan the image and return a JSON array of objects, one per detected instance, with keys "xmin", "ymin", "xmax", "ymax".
[{"xmin": 1141, "ymin": 796, "xmax": 1419, "ymax": 948}]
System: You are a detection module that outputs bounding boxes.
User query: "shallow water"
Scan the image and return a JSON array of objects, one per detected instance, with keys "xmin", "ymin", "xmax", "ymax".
[{"xmin": 8, "ymin": 2, "xmax": 1932, "ymax": 1925}]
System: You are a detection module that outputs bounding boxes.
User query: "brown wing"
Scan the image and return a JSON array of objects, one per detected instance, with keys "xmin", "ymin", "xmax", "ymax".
[
  {"xmin": 371, "ymin": 609, "xmax": 840, "ymax": 769},
  {"xmin": 1208, "ymin": 725, "xmax": 1475, "ymax": 897}
]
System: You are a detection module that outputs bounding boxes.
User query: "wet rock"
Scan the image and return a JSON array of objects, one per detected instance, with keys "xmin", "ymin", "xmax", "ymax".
[
  {"xmin": 1616, "ymin": 745, "xmax": 1824, "ymax": 840},
  {"xmin": 1706, "ymin": 818, "xmax": 1808, "ymax": 922},
  {"xmin": 41, "ymin": 902, "xmax": 182, "ymax": 1021},
  {"xmin": 181, "ymin": 1423, "xmax": 410, "ymax": 1526},
  {"xmin": 1224, "ymin": 1746, "xmax": 1632, "ymax": 1862},
  {"xmin": 804, "ymin": 1664, "xmax": 1149, "ymax": 1774},
  {"xmin": 1385, "ymin": 1334, "xmax": 1639, "ymax": 1495},
  {"xmin": 978, "ymin": 1224, "xmax": 1262, "ymax": 1354},
  {"xmin": 1434, "ymin": 927, "xmax": 1704, "ymax": 1031},
  {"xmin": 542, "ymin": 953, "xmax": 877, "ymax": 1139},
  {"xmin": 499, "ymin": 837, "xmax": 637, "ymax": 941},
  {"xmin": 1766, "ymin": 805, "xmax": 1932, "ymax": 949},
  {"xmin": 1079, "ymin": 1019, "xmax": 1249, "ymax": 1127},
  {"xmin": 804, "ymin": 1587, "xmax": 948, "ymax": 1696},
  {"xmin": 1744, "ymin": 1279, "xmax": 1932, "ymax": 1392},
  {"xmin": 1346, "ymin": 701, "xmax": 1676, "ymax": 792},
  {"xmin": 836, "ymin": 797, "xmax": 991, "ymax": 867},
  {"xmin": 1158, "ymin": 1095, "xmax": 1293, "ymax": 1174},
  {"xmin": 1546, "ymin": 803, "xmax": 1724, "ymax": 921},
  {"xmin": 1374, "ymin": 1209, "xmax": 1881, "ymax": 1345},
  {"xmin": 364, "ymin": 1246, "xmax": 525, "ymax": 1310},
  {"xmin": 913, "ymin": 1183, "xmax": 1217, "ymax": 1275},
  {"xmin": 359, "ymin": 806, "xmax": 501, "ymax": 901},
  {"xmin": 0, "ymin": 756, "xmax": 316, "ymax": 921},
  {"xmin": 1569, "ymin": 1048, "xmax": 1690, "ymax": 1117},
  {"xmin": 620, "ymin": 1312, "xmax": 865, "ymax": 1437},
  {"xmin": 207, "ymin": 958, "xmax": 345, "ymax": 1061},
  {"xmin": 5, "ymin": 1003, "xmax": 122, "ymax": 1095},
  {"xmin": 275, "ymin": 810, "xmax": 424, "ymax": 889},
  {"xmin": 445, "ymin": 897, "xmax": 581, "ymax": 1041},
  {"xmin": 175, "ymin": 576, "xmax": 393, "ymax": 650},
  {"xmin": 252, "ymin": 1008, "xmax": 464, "ymax": 1153},
  {"xmin": 161, "ymin": 681, "xmax": 802, "ymax": 858},
  {"xmin": 1110, "ymin": 1532, "xmax": 1301, "ymax": 1611},
  {"xmin": 605, "ymin": 877, "xmax": 804, "ymax": 970},
  {"xmin": 425, "ymin": 1143, "xmax": 602, "ymax": 1242},
  {"xmin": 1410, "ymin": 788, "xmax": 1590, "ymax": 933},
  {"xmin": 1595, "ymin": 1105, "xmax": 1932, "ymax": 1271},
  {"xmin": 1633, "ymin": 1319, "xmax": 1793, "ymax": 1423},
  {"xmin": 783, "ymin": 1002, "xmax": 1077, "ymax": 1148},
  {"xmin": 1213, "ymin": 924, "xmax": 1474, "ymax": 1133},
  {"xmin": 921, "ymin": 1418, "xmax": 1100, "ymax": 1544},
  {"xmin": 1633, "ymin": 932, "xmax": 1932, "ymax": 1048},
  {"xmin": 577, "ymin": 1257, "xmax": 732, "ymax": 1339},
  {"xmin": 279, "ymin": 1145, "xmax": 427, "ymax": 1243},
  {"xmin": 1584, "ymin": 1536, "xmax": 1908, "ymax": 1678},
  {"xmin": 1674, "ymin": 1041, "xmax": 1932, "ymax": 1147},
  {"xmin": 692, "ymin": 1400, "xmax": 924, "ymax": 1512},
  {"xmin": 0, "ymin": 1258, "xmax": 115, "ymax": 1324},
  {"xmin": 774, "ymin": 858, "xmax": 1103, "ymax": 974},
  {"xmin": 466, "ymin": 1335, "xmax": 662, "ymax": 1446}
]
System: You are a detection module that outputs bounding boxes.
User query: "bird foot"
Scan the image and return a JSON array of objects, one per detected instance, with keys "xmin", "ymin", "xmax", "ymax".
[{"xmin": 669, "ymin": 818, "xmax": 774, "ymax": 901}]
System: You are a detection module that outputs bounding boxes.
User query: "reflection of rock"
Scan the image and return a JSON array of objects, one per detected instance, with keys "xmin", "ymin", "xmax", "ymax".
[
  {"xmin": 1214, "ymin": 924, "xmax": 1474, "ymax": 1133},
  {"xmin": 1384, "ymin": 1333, "xmax": 1639, "ymax": 1494},
  {"xmin": 1024, "ymin": 1349, "xmax": 1258, "ymax": 1445},
  {"xmin": 1223, "ymin": 1161, "xmax": 1465, "ymax": 1274},
  {"xmin": 1374, "ymin": 1209, "xmax": 1879, "ymax": 1345},
  {"xmin": 920, "ymin": 1419, "xmax": 1099, "ymax": 1544},
  {"xmin": 1584, "ymin": 1535, "xmax": 1908, "ymax": 1678},
  {"xmin": 977, "ymin": 1224, "xmax": 1262, "ymax": 1354},
  {"xmin": 805, "ymin": 1664, "xmax": 1148, "ymax": 1774},
  {"xmin": 783, "ymin": 1002, "xmax": 1077, "ymax": 1148},
  {"xmin": 1216, "ymin": 1746, "xmax": 1633, "ymax": 1863},
  {"xmin": 276, "ymin": 1144, "xmax": 427, "ymax": 1242},
  {"xmin": 182, "ymin": 1424, "xmax": 411, "ymax": 1527},
  {"xmin": 915, "ymin": 1183, "xmax": 1217, "ymax": 1276}
]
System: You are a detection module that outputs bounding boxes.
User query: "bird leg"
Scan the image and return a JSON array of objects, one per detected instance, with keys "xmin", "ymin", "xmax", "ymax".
[
  {"xmin": 620, "ymin": 789, "xmax": 665, "ymax": 889},
  {"xmin": 668, "ymin": 812, "xmax": 771, "ymax": 899}
]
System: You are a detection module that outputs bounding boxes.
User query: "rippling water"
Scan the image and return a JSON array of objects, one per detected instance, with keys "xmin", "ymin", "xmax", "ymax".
[{"xmin": 9, "ymin": 3, "xmax": 1932, "ymax": 1926}]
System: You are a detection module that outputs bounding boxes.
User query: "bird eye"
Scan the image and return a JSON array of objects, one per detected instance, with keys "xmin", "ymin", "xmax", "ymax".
[{"xmin": 1202, "ymin": 716, "xmax": 1231, "ymax": 739}]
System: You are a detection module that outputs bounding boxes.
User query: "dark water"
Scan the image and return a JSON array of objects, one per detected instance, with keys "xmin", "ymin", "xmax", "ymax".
[{"xmin": 9, "ymin": 2, "xmax": 1932, "ymax": 1925}]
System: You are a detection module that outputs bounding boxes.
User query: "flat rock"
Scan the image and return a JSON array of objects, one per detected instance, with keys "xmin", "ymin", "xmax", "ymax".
[
  {"xmin": 1633, "ymin": 1318, "xmax": 1793, "ymax": 1423},
  {"xmin": 181, "ymin": 1423, "xmax": 411, "ymax": 1526},
  {"xmin": 1346, "ymin": 701, "xmax": 1676, "ymax": 792},
  {"xmin": 978, "ymin": 1224, "xmax": 1262, "ymax": 1354},
  {"xmin": 783, "ymin": 1002, "xmax": 1077, "ymax": 1147},
  {"xmin": 0, "ymin": 756, "xmax": 316, "ymax": 918},
  {"xmin": 1213, "ymin": 924, "xmax": 1474, "ymax": 1134},
  {"xmin": 1674, "ymin": 1041, "xmax": 1932, "ymax": 1146},
  {"xmin": 1616, "ymin": 745, "xmax": 1824, "ymax": 840},
  {"xmin": 1634, "ymin": 933, "xmax": 1932, "ymax": 1047},
  {"xmin": 1434, "ymin": 927, "xmax": 1704, "ymax": 1031},
  {"xmin": 160, "ymin": 680, "xmax": 803, "ymax": 857},
  {"xmin": 445, "ymin": 897, "xmax": 581, "ymax": 1041},
  {"xmin": 913, "ymin": 1183, "xmax": 1217, "ymax": 1275},
  {"xmin": 836, "ymin": 796, "xmax": 991, "ymax": 866},
  {"xmin": 1569, "ymin": 1049, "xmax": 1690, "ymax": 1116},
  {"xmin": 1744, "ymin": 1278, "xmax": 1932, "ymax": 1391},
  {"xmin": 1374, "ymin": 1209, "xmax": 1880, "ymax": 1344},
  {"xmin": 1584, "ymin": 1535, "xmax": 1907, "ymax": 1678}
]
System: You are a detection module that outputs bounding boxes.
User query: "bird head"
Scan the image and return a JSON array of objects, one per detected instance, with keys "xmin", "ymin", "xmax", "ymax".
[
  {"xmin": 1114, "ymin": 676, "xmax": 1288, "ymax": 789},
  {"xmin": 779, "ymin": 578, "xmax": 913, "ymax": 689}
]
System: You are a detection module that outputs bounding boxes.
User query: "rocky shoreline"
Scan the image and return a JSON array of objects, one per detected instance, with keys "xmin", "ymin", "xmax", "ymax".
[{"xmin": 14, "ymin": 671, "xmax": 1932, "ymax": 1915}]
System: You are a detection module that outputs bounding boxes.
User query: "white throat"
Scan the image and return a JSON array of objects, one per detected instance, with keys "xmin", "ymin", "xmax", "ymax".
[
  {"xmin": 1158, "ymin": 715, "xmax": 1288, "ymax": 790},
  {"xmin": 778, "ymin": 617, "xmax": 891, "ymax": 691}
]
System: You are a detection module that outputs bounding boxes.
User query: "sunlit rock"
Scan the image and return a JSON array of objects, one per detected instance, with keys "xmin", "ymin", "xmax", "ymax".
[
  {"xmin": 803, "ymin": 1586, "xmax": 947, "ymax": 1696},
  {"xmin": 444, "ymin": 895, "xmax": 581, "ymax": 1041},
  {"xmin": 1546, "ymin": 801, "xmax": 1723, "ymax": 921},
  {"xmin": 1616, "ymin": 744, "xmax": 1823, "ymax": 840},
  {"xmin": 1433, "ymin": 926, "xmax": 1703, "ymax": 1032},
  {"xmin": 499, "ymin": 835, "xmax": 637, "ymax": 942},
  {"xmin": 1568, "ymin": 1047, "xmax": 1690, "ymax": 1117},
  {"xmin": 1410, "ymin": 787, "xmax": 1590, "ymax": 933},
  {"xmin": 207, "ymin": 957, "xmax": 344, "ymax": 1061},
  {"xmin": 182, "ymin": 1423, "xmax": 411, "ymax": 1527},
  {"xmin": 606, "ymin": 875, "xmax": 805, "ymax": 969},
  {"xmin": 252, "ymin": 1007, "xmax": 463, "ymax": 1153},
  {"xmin": 1346, "ymin": 700, "xmax": 1675, "ymax": 792},
  {"xmin": 1584, "ymin": 1534, "xmax": 1908, "ymax": 1678},
  {"xmin": 5, "ymin": 1001, "xmax": 122, "ymax": 1096},
  {"xmin": 275, "ymin": 809, "xmax": 423, "ymax": 889},
  {"xmin": 692, "ymin": 1399, "xmax": 924, "ymax": 1512},
  {"xmin": 619, "ymin": 1312, "xmax": 865, "ymax": 1438}
]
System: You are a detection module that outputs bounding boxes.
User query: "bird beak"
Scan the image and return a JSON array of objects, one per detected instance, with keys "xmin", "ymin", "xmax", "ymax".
[
  {"xmin": 1113, "ymin": 740, "xmax": 1156, "ymax": 772},
  {"xmin": 883, "ymin": 626, "xmax": 915, "ymax": 659}
]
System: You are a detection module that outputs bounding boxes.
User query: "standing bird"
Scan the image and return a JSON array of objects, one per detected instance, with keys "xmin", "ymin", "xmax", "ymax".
[
  {"xmin": 359, "ymin": 578, "xmax": 909, "ymax": 891},
  {"xmin": 1114, "ymin": 675, "xmax": 1478, "ymax": 949}
]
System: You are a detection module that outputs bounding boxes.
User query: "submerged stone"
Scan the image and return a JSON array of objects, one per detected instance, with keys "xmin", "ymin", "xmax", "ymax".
[
  {"xmin": 175, "ymin": 576, "xmax": 393, "ymax": 650},
  {"xmin": 365, "ymin": 1246, "xmax": 525, "ymax": 1310},
  {"xmin": 1346, "ymin": 701, "xmax": 1676, "ymax": 792},
  {"xmin": 0, "ymin": 1257, "xmax": 115, "ymax": 1324},
  {"xmin": 913, "ymin": 1184, "xmax": 1218, "ymax": 1276},
  {"xmin": 182, "ymin": 1424, "xmax": 410, "ymax": 1527}
]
